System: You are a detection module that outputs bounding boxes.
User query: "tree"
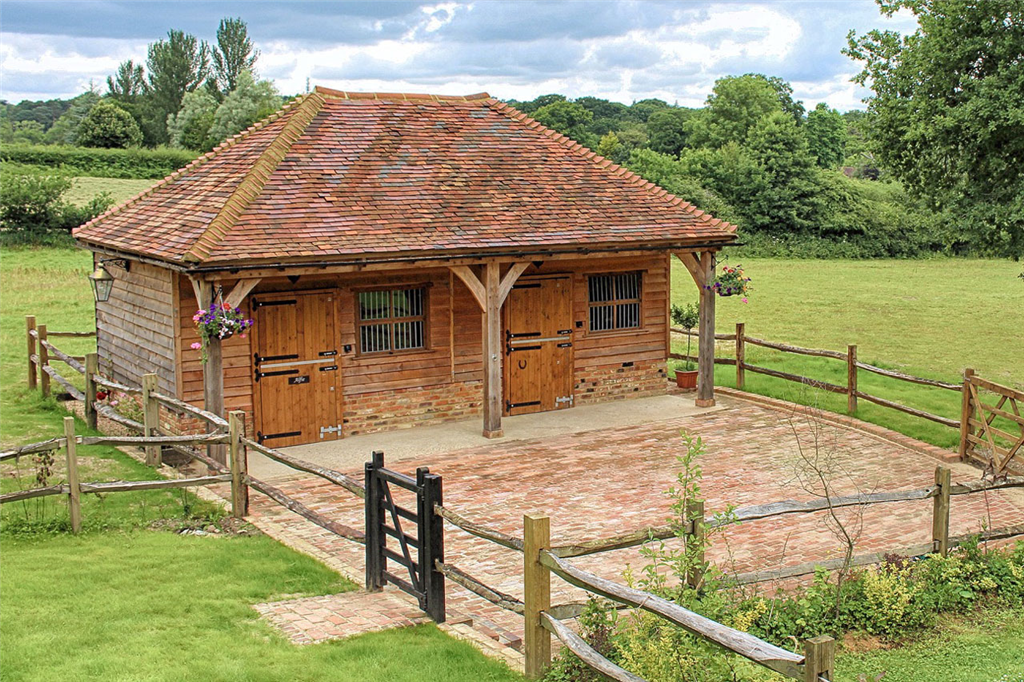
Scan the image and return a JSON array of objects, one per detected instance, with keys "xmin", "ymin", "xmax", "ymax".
[
  {"xmin": 805, "ymin": 103, "xmax": 847, "ymax": 168},
  {"xmin": 647, "ymin": 108, "xmax": 694, "ymax": 156},
  {"xmin": 146, "ymin": 30, "xmax": 211, "ymax": 143},
  {"xmin": 107, "ymin": 60, "xmax": 147, "ymax": 102},
  {"xmin": 627, "ymin": 148, "xmax": 741, "ymax": 225},
  {"xmin": 167, "ymin": 88, "xmax": 219, "ymax": 150},
  {"xmin": 686, "ymin": 74, "xmax": 786, "ymax": 148},
  {"xmin": 531, "ymin": 100, "xmax": 594, "ymax": 146},
  {"xmin": 212, "ymin": 17, "xmax": 259, "ymax": 93},
  {"xmin": 77, "ymin": 101, "xmax": 143, "ymax": 148},
  {"xmin": 509, "ymin": 93, "xmax": 565, "ymax": 115},
  {"xmin": 760, "ymin": 74, "xmax": 805, "ymax": 124},
  {"xmin": 629, "ymin": 98, "xmax": 670, "ymax": 123},
  {"xmin": 43, "ymin": 91, "xmax": 100, "ymax": 145},
  {"xmin": 846, "ymin": 0, "xmax": 1024, "ymax": 257},
  {"xmin": 207, "ymin": 70, "xmax": 279, "ymax": 144}
]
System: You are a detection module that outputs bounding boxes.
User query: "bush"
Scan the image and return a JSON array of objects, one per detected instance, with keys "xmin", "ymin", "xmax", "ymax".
[
  {"xmin": 0, "ymin": 144, "xmax": 197, "ymax": 179},
  {"xmin": 76, "ymin": 101, "xmax": 143, "ymax": 149},
  {"xmin": 0, "ymin": 168, "xmax": 111, "ymax": 238}
]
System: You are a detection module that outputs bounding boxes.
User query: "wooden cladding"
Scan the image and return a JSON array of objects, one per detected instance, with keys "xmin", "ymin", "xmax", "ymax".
[
  {"xmin": 358, "ymin": 287, "xmax": 427, "ymax": 354},
  {"xmin": 587, "ymin": 272, "xmax": 642, "ymax": 332}
]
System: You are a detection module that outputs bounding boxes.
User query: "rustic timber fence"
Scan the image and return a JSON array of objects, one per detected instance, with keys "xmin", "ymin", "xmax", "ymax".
[{"xmin": 670, "ymin": 323, "xmax": 1023, "ymax": 475}]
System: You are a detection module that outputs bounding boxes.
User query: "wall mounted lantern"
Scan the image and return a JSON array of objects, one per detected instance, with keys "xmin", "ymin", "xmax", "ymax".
[{"xmin": 89, "ymin": 259, "xmax": 130, "ymax": 303}]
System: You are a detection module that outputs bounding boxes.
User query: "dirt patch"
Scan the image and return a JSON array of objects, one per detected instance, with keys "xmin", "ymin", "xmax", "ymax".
[
  {"xmin": 148, "ymin": 515, "xmax": 262, "ymax": 537},
  {"xmin": 841, "ymin": 631, "xmax": 890, "ymax": 654}
]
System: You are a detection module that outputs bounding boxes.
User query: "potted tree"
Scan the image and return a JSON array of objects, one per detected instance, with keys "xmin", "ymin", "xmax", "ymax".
[{"xmin": 671, "ymin": 302, "xmax": 699, "ymax": 389}]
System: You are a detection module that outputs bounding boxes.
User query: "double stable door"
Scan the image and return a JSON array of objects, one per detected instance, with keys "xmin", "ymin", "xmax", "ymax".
[
  {"xmin": 252, "ymin": 290, "xmax": 340, "ymax": 447},
  {"xmin": 504, "ymin": 276, "xmax": 575, "ymax": 416}
]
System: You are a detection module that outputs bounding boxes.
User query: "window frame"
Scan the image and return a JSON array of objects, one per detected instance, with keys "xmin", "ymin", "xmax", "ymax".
[
  {"xmin": 586, "ymin": 270, "xmax": 644, "ymax": 335},
  {"xmin": 354, "ymin": 284, "xmax": 430, "ymax": 356}
]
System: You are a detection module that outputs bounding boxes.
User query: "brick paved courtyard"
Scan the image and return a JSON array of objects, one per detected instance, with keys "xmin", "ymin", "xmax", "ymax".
[{"xmin": 245, "ymin": 393, "xmax": 1024, "ymax": 663}]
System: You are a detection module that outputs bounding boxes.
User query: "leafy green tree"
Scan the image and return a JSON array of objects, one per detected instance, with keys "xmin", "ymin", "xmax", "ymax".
[
  {"xmin": 686, "ymin": 74, "xmax": 785, "ymax": 148},
  {"xmin": 805, "ymin": 103, "xmax": 847, "ymax": 168},
  {"xmin": 146, "ymin": 30, "xmax": 211, "ymax": 143},
  {"xmin": 167, "ymin": 88, "xmax": 219, "ymax": 151},
  {"xmin": 531, "ymin": 100, "xmax": 594, "ymax": 145},
  {"xmin": 596, "ymin": 132, "xmax": 623, "ymax": 161},
  {"xmin": 212, "ymin": 17, "xmax": 259, "ymax": 93},
  {"xmin": 43, "ymin": 91, "xmax": 100, "ymax": 145},
  {"xmin": 629, "ymin": 98, "xmax": 670, "ymax": 123},
  {"xmin": 761, "ymin": 74, "xmax": 805, "ymax": 124},
  {"xmin": 106, "ymin": 60, "xmax": 147, "ymax": 102},
  {"xmin": 509, "ymin": 94, "xmax": 565, "ymax": 115},
  {"xmin": 743, "ymin": 111, "xmax": 823, "ymax": 233},
  {"xmin": 647, "ymin": 108, "xmax": 695, "ymax": 156},
  {"xmin": 0, "ymin": 118, "xmax": 46, "ymax": 145},
  {"xmin": 846, "ymin": 0, "xmax": 1024, "ymax": 257},
  {"xmin": 76, "ymin": 101, "xmax": 143, "ymax": 148},
  {"xmin": 627, "ymin": 148, "xmax": 741, "ymax": 225},
  {"xmin": 207, "ymin": 70, "xmax": 279, "ymax": 144}
]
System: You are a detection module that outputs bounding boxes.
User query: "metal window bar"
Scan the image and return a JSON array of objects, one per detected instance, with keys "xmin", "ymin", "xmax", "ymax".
[
  {"xmin": 358, "ymin": 288, "xmax": 426, "ymax": 354},
  {"xmin": 588, "ymin": 273, "xmax": 641, "ymax": 331}
]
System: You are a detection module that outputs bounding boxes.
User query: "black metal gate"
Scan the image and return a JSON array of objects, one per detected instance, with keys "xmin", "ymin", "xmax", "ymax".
[{"xmin": 364, "ymin": 450, "xmax": 445, "ymax": 622}]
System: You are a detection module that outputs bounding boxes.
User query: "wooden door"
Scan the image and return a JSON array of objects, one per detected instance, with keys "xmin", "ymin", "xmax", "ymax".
[
  {"xmin": 504, "ymin": 277, "xmax": 574, "ymax": 416},
  {"xmin": 252, "ymin": 290, "xmax": 340, "ymax": 447}
]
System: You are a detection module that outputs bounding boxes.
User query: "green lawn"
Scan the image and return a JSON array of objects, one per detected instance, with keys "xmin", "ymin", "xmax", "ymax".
[{"xmin": 67, "ymin": 176, "xmax": 155, "ymax": 207}]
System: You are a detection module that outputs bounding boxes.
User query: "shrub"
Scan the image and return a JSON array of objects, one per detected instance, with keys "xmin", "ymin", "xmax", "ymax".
[
  {"xmin": 0, "ymin": 144, "xmax": 197, "ymax": 179},
  {"xmin": 0, "ymin": 168, "xmax": 111, "ymax": 237},
  {"xmin": 77, "ymin": 101, "xmax": 144, "ymax": 149}
]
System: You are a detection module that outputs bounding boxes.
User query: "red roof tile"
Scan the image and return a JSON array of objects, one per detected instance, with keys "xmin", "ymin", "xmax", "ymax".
[{"xmin": 74, "ymin": 87, "xmax": 737, "ymax": 266}]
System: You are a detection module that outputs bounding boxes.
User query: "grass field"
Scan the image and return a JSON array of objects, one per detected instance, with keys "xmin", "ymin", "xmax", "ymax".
[{"xmin": 67, "ymin": 176, "xmax": 155, "ymax": 207}]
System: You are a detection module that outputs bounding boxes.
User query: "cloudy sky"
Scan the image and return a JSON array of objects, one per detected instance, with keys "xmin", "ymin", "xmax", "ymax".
[{"xmin": 1, "ymin": 1, "xmax": 918, "ymax": 111}]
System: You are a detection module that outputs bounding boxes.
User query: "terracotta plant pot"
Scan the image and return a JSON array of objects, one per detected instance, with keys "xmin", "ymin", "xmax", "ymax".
[{"xmin": 675, "ymin": 369, "xmax": 698, "ymax": 390}]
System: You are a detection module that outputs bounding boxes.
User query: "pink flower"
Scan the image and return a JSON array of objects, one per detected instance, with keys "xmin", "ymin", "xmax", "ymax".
[
  {"xmin": 191, "ymin": 342, "xmax": 202, "ymax": 350},
  {"xmin": 742, "ymin": 297, "xmax": 748, "ymax": 304},
  {"xmin": 239, "ymin": 333, "xmax": 246, "ymax": 339}
]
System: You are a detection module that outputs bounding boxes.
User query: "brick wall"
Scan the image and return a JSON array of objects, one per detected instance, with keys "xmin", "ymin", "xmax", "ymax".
[
  {"xmin": 574, "ymin": 359, "xmax": 669, "ymax": 404},
  {"xmin": 342, "ymin": 380, "xmax": 484, "ymax": 436}
]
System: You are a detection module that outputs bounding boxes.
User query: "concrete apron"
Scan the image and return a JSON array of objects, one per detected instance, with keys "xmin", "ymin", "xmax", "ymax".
[{"xmin": 248, "ymin": 393, "xmax": 724, "ymax": 480}]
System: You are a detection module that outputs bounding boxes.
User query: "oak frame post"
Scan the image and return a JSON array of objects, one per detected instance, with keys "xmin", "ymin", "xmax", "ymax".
[
  {"xmin": 958, "ymin": 368, "xmax": 975, "ymax": 461},
  {"xmin": 696, "ymin": 252, "xmax": 716, "ymax": 407},
  {"xmin": 524, "ymin": 513, "xmax": 552, "ymax": 679},
  {"xmin": 84, "ymin": 353, "xmax": 98, "ymax": 430},
  {"xmin": 802, "ymin": 635, "xmax": 835, "ymax": 682},
  {"xmin": 482, "ymin": 262, "xmax": 503, "ymax": 438},
  {"xmin": 141, "ymin": 373, "xmax": 161, "ymax": 467},
  {"xmin": 38, "ymin": 324, "xmax": 50, "ymax": 399},
  {"xmin": 229, "ymin": 410, "xmax": 249, "ymax": 518},
  {"xmin": 26, "ymin": 315, "xmax": 37, "ymax": 390},
  {"xmin": 846, "ymin": 344, "xmax": 858, "ymax": 414},
  {"xmin": 204, "ymin": 338, "xmax": 226, "ymax": 463},
  {"xmin": 932, "ymin": 466, "xmax": 951, "ymax": 557},
  {"xmin": 63, "ymin": 416, "xmax": 82, "ymax": 533},
  {"xmin": 735, "ymin": 322, "xmax": 745, "ymax": 390},
  {"xmin": 686, "ymin": 499, "xmax": 706, "ymax": 589}
]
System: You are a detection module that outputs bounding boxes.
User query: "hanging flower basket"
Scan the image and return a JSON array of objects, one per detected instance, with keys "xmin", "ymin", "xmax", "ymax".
[
  {"xmin": 706, "ymin": 263, "xmax": 752, "ymax": 301},
  {"xmin": 192, "ymin": 303, "xmax": 253, "ymax": 364}
]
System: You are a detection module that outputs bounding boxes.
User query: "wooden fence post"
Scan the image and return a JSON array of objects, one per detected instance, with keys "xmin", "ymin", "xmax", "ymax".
[
  {"xmin": 524, "ymin": 513, "xmax": 552, "ymax": 680},
  {"xmin": 958, "ymin": 368, "xmax": 975, "ymax": 461},
  {"xmin": 84, "ymin": 353, "xmax": 98, "ymax": 431},
  {"xmin": 803, "ymin": 635, "xmax": 835, "ymax": 682},
  {"xmin": 735, "ymin": 322, "xmax": 745, "ymax": 390},
  {"xmin": 417, "ymin": 467, "xmax": 445, "ymax": 623},
  {"xmin": 26, "ymin": 315, "xmax": 37, "ymax": 390},
  {"xmin": 38, "ymin": 324, "xmax": 50, "ymax": 399},
  {"xmin": 932, "ymin": 466, "xmax": 951, "ymax": 557},
  {"xmin": 229, "ymin": 410, "xmax": 248, "ymax": 518},
  {"xmin": 686, "ymin": 499, "xmax": 706, "ymax": 589},
  {"xmin": 141, "ymin": 373, "xmax": 161, "ymax": 467},
  {"xmin": 846, "ymin": 344, "xmax": 857, "ymax": 414},
  {"xmin": 364, "ymin": 450, "xmax": 385, "ymax": 592},
  {"xmin": 63, "ymin": 416, "xmax": 82, "ymax": 533}
]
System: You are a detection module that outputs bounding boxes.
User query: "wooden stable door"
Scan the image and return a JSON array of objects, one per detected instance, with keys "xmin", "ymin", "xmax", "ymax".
[
  {"xmin": 252, "ymin": 291, "xmax": 340, "ymax": 447},
  {"xmin": 504, "ymin": 277, "xmax": 574, "ymax": 416}
]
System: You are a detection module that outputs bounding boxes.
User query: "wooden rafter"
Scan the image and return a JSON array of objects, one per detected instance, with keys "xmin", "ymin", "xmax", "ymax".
[
  {"xmin": 676, "ymin": 251, "xmax": 705, "ymax": 289},
  {"xmin": 224, "ymin": 279, "xmax": 261, "ymax": 309}
]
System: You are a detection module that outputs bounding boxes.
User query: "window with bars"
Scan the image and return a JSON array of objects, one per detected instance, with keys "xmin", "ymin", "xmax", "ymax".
[
  {"xmin": 588, "ymin": 272, "xmax": 642, "ymax": 332},
  {"xmin": 358, "ymin": 287, "xmax": 426, "ymax": 354}
]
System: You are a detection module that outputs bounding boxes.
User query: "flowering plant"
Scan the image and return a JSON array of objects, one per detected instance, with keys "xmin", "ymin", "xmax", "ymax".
[
  {"xmin": 192, "ymin": 302, "xmax": 253, "ymax": 363},
  {"xmin": 706, "ymin": 263, "xmax": 752, "ymax": 301}
]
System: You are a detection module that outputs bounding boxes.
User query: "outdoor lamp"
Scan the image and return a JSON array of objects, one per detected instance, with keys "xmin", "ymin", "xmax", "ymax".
[{"xmin": 88, "ymin": 263, "xmax": 115, "ymax": 303}]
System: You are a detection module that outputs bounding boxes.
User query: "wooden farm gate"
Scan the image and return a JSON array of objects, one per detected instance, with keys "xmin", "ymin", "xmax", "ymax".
[
  {"xmin": 364, "ymin": 451, "xmax": 446, "ymax": 622},
  {"xmin": 959, "ymin": 372, "xmax": 1024, "ymax": 477}
]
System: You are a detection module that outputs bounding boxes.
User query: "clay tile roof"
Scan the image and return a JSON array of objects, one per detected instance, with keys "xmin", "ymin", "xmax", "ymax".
[{"xmin": 74, "ymin": 86, "xmax": 737, "ymax": 266}]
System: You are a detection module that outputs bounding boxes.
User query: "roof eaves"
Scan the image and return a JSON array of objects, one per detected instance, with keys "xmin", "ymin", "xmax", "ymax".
[
  {"xmin": 486, "ymin": 99, "xmax": 739, "ymax": 235},
  {"xmin": 181, "ymin": 90, "xmax": 327, "ymax": 264}
]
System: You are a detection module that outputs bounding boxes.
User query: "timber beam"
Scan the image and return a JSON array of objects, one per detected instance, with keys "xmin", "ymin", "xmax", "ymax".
[{"xmin": 674, "ymin": 251, "xmax": 718, "ymax": 407}]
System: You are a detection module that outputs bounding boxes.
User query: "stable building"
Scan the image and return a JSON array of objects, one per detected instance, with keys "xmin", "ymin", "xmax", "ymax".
[{"xmin": 73, "ymin": 87, "xmax": 736, "ymax": 447}]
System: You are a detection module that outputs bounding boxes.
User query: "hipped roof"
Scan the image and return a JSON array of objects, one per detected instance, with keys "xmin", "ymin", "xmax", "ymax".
[{"xmin": 74, "ymin": 87, "xmax": 736, "ymax": 268}]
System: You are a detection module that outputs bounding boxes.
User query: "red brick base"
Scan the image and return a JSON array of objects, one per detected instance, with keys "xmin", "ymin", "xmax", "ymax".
[
  {"xmin": 574, "ymin": 359, "xmax": 668, "ymax": 404},
  {"xmin": 342, "ymin": 381, "xmax": 484, "ymax": 436}
]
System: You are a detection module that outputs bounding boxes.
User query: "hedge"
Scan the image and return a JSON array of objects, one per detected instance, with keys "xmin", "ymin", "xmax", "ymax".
[{"xmin": 0, "ymin": 144, "xmax": 198, "ymax": 180}]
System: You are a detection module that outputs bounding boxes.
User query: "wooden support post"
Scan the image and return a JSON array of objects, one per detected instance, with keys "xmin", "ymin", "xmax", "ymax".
[
  {"xmin": 63, "ymin": 416, "xmax": 82, "ymax": 533},
  {"xmin": 932, "ymin": 466, "xmax": 951, "ymax": 557},
  {"xmin": 229, "ymin": 411, "xmax": 249, "ymax": 518},
  {"xmin": 482, "ymin": 262, "xmax": 503, "ymax": 438},
  {"xmin": 84, "ymin": 353, "xmax": 98, "ymax": 431},
  {"xmin": 417, "ymin": 466, "xmax": 445, "ymax": 623},
  {"xmin": 686, "ymin": 499, "xmax": 706, "ymax": 589},
  {"xmin": 142, "ymin": 373, "xmax": 161, "ymax": 467},
  {"xmin": 803, "ymin": 635, "xmax": 835, "ymax": 682},
  {"xmin": 204, "ymin": 337, "xmax": 226, "ymax": 463},
  {"xmin": 38, "ymin": 324, "xmax": 50, "ymax": 399},
  {"xmin": 364, "ymin": 450, "xmax": 386, "ymax": 592},
  {"xmin": 524, "ymin": 513, "xmax": 552, "ymax": 680},
  {"xmin": 26, "ymin": 315, "xmax": 37, "ymax": 390},
  {"xmin": 847, "ymin": 344, "xmax": 858, "ymax": 414},
  {"xmin": 958, "ymin": 368, "xmax": 975, "ymax": 461},
  {"xmin": 735, "ymin": 322, "xmax": 745, "ymax": 390},
  {"xmin": 696, "ymin": 252, "xmax": 716, "ymax": 407}
]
